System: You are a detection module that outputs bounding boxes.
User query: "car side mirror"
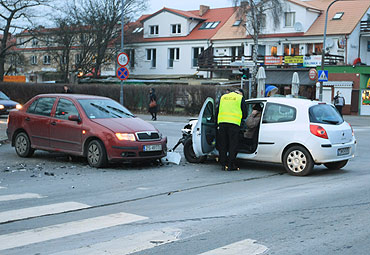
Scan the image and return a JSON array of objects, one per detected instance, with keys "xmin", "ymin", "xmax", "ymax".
[{"xmin": 68, "ymin": 115, "xmax": 80, "ymax": 122}]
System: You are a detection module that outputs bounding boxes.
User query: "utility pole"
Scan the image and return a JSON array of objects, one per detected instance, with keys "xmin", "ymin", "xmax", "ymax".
[
  {"xmin": 320, "ymin": 0, "xmax": 340, "ymax": 101},
  {"xmin": 120, "ymin": 0, "xmax": 125, "ymax": 105}
]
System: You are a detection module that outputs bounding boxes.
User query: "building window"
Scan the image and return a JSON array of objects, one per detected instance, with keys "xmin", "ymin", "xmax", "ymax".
[
  {"xmin": 126, "ymin": 49, "xmax": 135, "ymax": 68},
  {"xmin": 43, "ymin": 55, "xmax": 51, "ymax": 64},
  {"xmin": 192, "ymin": 47, "xmax": 204, "ymax": 67},
  {"xmin": 260, "ymin": 14, "xmax": 266, "ymax": 28},
  {"xmin": 60, "ymin": 56, "xmax": 67, "ymax": 65},
  {"xmin": 146, "ymin": 49, "xmax": 156, "ymax": 68},
  {"xmin": 171, "ymin": 24, "xmax": 181, "ymax": 34},
  {"xmin": 233, "ymin": 20, "xmax": 242, "ymax": 26},
  {"xmin": 199, "ymin": 21, "xmax": 220, "ymax": 29},
  {"xmin": 284, "ymin": 12, "xmax": 295, "ymax": 27},
  {"xmin": 367, "ymin": 41, "xmax": 370, "ymax": 52},
  {"xmin": 149, "ymin": 25, "xmax": 159, "ymax": 35},
  {"xmin": 333, "ymin": 12, "xmax": 344, "ymax": 20},
  {"xmin": 30, "ymin": 55, "xmax": 37, "ymax": 65},
  {"xmin": 271, "ymin": 46, "xmax": 277, "ymax": 55},
  {"xmin": 168, "ymin": 48, "xmax": 180, "ymax": 68},
  {"xmin": 32, "ymin": 39, "xmax": 38, "ymax": 47},
  {"xmin": 283, "ymin": 44, "xmax": 299, "ymax": 55},
  {"xmin": 75, "ymin": 54, "xmax": 82, "ymax": 65}
]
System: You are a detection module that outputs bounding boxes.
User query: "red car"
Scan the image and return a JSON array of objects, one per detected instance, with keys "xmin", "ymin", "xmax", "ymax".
[{"xmin": 6, "ymin": 94, "xmax": 167, "ymax": 167}]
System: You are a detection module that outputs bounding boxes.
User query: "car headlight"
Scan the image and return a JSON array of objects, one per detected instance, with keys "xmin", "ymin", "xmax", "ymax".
[
  {"xmin": 0, "ymin": 105, "xmax": 4, "ymax": 110},
  {"xmin": 115, "ymin": 133, "xmax": 136, "ymax": 141},
  {"xmin": 16, "ymin": 104, "xmax": 22, "ymax": 110}
]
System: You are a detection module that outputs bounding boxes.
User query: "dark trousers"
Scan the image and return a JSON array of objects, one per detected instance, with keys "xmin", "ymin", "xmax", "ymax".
[
  {"xmin": 218, "ymin": 123, "xmax": 240, "ymax": 167},
  {"xmin": 335, "ymin": 105, "xmax": 343, "ymax": 116}
]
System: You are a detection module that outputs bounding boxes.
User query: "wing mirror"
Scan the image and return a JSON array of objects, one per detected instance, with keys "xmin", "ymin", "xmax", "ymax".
[{"xmin": 68, "ymin": 115, "xmax": 80, "ymax": 122}]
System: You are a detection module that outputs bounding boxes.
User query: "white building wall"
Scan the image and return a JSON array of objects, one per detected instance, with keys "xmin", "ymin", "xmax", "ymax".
[
  {"xmin": 143, "ymin": 12, "xmax": 194, "ymax": 38},
  {"xmin": 128, "ymin": 40, "xmax": 210, "ymax": 77},
  {"xmin": 347, "ymin": 24, "xmax": 361, "ymax": 65}
]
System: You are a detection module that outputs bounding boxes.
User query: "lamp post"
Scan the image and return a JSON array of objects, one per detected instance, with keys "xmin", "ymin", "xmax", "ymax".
[
  {"xmin": 319, "ymin": 0, "xmax": 341, "ymax": 101},
  {"xmin": 120, "ymin": 0, "xmax": 125, "ymax": 105}
]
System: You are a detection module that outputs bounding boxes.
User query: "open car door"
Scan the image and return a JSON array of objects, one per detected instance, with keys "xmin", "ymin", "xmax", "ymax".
[{"xmin": 192, "ymin": 97, "xmax": 217, "ymax": 157}]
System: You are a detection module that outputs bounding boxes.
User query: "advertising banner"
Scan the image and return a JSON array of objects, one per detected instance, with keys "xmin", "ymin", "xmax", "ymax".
[
  {"xmin": 264, "ymin": 56, "xmax": 283, "ymax": 65},
  {"xmin": 303, "ymin": 55, "xmax": 322, "ymax": 67},
  {"xmin": 284, "ymin": 56, "xmax": 303, "ymax": 64}
]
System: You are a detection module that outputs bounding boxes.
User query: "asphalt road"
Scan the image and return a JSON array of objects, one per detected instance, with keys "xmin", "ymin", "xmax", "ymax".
[{"xmin": 0, "ymin": 115, "xmax": 369, "ymax": 254}]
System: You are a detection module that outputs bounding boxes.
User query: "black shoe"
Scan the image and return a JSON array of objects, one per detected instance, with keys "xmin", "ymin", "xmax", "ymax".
[
  {"xmin": 229, "ymin": 165, "xmax": 240, "ymax": 171},
  {"xmin": 222, "ymin": 165, "xmax": 228, "ymax": 171}
]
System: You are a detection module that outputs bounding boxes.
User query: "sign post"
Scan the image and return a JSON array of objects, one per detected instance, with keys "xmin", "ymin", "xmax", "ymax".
[{"xmin": 120, "ymin": 0, "xmax": 126, "ymax": 105}]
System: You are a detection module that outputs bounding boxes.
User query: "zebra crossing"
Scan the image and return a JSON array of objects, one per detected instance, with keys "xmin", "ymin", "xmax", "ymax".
[{"xmin": 0, "ymin": 188, "xmax": 269, "ymax": 255}]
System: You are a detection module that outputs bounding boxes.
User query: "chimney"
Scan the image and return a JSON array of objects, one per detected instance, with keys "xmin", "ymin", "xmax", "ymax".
[{"xmin": 199, "ymin": 5, "xmax": 210, "ymax": 16}]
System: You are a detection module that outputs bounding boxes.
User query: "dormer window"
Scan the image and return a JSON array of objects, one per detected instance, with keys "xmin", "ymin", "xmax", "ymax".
[
  {"xmin": 171, "ymin": 24, "xmax": 181, "ymax": 34},
  {"xmin": 284, "ymin": 12, "xmax": 295, "ymax": 27},
  {"xmin": 332, "ymin": 12, "xmax": 344, "ymax": 20},
  {"xmin": 199, "ymin": 21, "xmax": 220, "ymax": 30},
  {"xmin": 149, "ymin": 25, "xmax": 159, "ymax": 35}
]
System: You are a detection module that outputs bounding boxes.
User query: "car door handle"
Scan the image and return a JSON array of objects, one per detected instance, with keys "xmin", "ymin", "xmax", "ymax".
[
  {"xmin": 51, "ymin": 121, "xmax": 56, "ymax": 126},
  {"xmin": 25, "ymin": 117, "xmax": 30, "ymax": 121}
]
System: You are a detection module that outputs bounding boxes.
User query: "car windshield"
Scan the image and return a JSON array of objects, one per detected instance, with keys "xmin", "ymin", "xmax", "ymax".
[
  {"xmin": 78, "ymin": 99, "xmax": 135, "ymax": 119},
  {"xmin": 0, "ymin": 91, "xmax": 10, "ymax": 100},
  {"xmin": 309, "ymin": 104, "xmax": 343, "ymax": 125}
]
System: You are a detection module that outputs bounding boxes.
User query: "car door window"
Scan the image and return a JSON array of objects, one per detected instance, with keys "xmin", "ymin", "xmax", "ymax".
[
  {"xmin": 55, "ymin": 98, "xmax": 79, "ymax": 120},
  {"xmin": 29, "ymin": 97, "xmax": 56, "ymax": 116},
  {"xmin": 262, "ymin": 103, "xmax": 296, "ymax": 123},
  {"xmin": 202, "ymin": 101, "xmax": 214, "ymax": 124}
]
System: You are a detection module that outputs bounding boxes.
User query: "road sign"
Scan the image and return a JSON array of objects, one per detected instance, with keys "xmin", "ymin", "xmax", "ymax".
[
  {"xmin": 308, "ymin": 68, "xmax": 318, "ymax": 81},
  {"xmin": 318, "ymin": 70, "xmax": 328, "ymax": 82},
  {"xmin": 116, "ymin": 66, "xmax": 129, "ymax": 80},
  {"xmin": 117, "ymin": 52, "xmax": 129, "ymax": 66}
]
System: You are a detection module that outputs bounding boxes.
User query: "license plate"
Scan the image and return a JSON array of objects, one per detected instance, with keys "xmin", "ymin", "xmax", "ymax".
[
  {"xmin": 337, "ymin": 147, "xmax": 350, "ymax": 156},
  {"xmin": 143, "ymin": 144, "xmax": 162, "ymax": 151}
]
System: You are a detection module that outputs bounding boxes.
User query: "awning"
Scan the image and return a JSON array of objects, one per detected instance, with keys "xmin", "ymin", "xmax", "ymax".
[
  {"xmin": 323, "ymin": 81, "xmax": 353, "ymax": 87},
  {"xmin": 265, "ymin": 69, "xmax": 316, "ymax": 86}
]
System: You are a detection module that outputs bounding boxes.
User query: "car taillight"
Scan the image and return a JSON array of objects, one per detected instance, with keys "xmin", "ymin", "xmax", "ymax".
[
  {"xmin": 348, "ymin": 123, "xmax": 354, "ymax": 136},
  {"xmin": 310, "ymin": 124, "xmax": 328, "ymax": 139}
]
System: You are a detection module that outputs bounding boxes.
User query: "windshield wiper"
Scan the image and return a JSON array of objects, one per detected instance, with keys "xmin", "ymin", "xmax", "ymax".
[{"xmin": 322, "ymin": 119, "xmax": 339, "ymax": 124}]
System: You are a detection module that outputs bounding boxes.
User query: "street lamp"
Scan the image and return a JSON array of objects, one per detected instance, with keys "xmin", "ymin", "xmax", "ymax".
[{"xmin": 319, "ymin": 0, "xmax": 341, "ymax": 101}]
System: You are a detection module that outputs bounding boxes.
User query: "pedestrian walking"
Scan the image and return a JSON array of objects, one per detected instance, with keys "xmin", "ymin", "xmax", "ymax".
[
  {"xmin": 149, "ymin": 88, "xmax": 158, "ymax": 121},
  {"xmin": 333, "ymin": 91, "xmax": 345, "ymax": 116},
  {"xmin": 217, "ymin": 89, "xmax": 247, "ymax": 171}
]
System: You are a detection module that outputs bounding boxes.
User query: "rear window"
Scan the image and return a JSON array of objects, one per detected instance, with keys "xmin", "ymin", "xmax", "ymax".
[{"xmin": 309, "ymin": 104, "xmax": 343, "ymax": 125}]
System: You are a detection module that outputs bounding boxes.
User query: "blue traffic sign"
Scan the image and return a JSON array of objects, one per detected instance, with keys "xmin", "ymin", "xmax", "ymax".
[
  {"xmin": 318, "ymin": 70, "xmax": 328, "ymax": 82},
  {"xmin": 116, "ymin": 66, "xmax": 129, "ymax": 80}
]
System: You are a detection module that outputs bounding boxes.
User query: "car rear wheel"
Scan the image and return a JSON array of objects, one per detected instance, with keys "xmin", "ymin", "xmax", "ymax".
[
  {"xmin": 283, "ymin": 145, "xmax": 314, "ymax": 176},
  {"xmin": 183, "ymin": 138, "xmax": 206, "ymax": 163},
  {"xmin": 15, "ymin": 132, "xmax": 34, "ymax": 157},
  {"xmin": 87, "ymin": 140, "xmax": 107, "ymax": 168},
  {"xmin": 324, "ymin": 160, "xmax": 348, "ymax": 170}
]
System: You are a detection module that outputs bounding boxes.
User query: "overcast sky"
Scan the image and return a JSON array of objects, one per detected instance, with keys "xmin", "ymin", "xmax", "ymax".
[{"xmin": 146, "ymin": 0, "xmax": 234, "ymax": 14}]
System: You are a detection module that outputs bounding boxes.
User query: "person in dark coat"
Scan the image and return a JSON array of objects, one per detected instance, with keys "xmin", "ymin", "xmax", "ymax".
[
  {"xmin": 149, "ymin": 88, "xmax": 158, "ymax": 121},
  {"xmin": 62, "ymin": 85, "xmax": 73, "ymax": 93}
]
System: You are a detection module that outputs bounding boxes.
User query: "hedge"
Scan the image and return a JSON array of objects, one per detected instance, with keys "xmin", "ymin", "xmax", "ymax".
[{"xmin": 0, "ymin": 82, "xmax": 230, "ymax": 115}]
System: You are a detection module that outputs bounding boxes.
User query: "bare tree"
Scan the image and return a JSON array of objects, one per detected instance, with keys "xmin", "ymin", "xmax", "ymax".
[
  {"xmin": 0, "ymin": 0, "xmax": 51, "ymax": 81},
  {"xmin": 234, "ymin": 0, "xmax": 284, "ymax": 97},
  {"xmin": 67, "ymin": 0, "xmax": 148, "ymax": 78}
]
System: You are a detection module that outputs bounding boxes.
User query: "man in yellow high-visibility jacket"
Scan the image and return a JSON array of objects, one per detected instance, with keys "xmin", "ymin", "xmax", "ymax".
[{"xmin": 217, "ymin": 89, "xmax": 247, "ymax": 171}]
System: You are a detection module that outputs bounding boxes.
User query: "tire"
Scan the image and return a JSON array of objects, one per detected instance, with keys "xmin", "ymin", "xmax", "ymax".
[
  {"xmin": 183, "ymin": 138, "xmax": 206, "ymax": 163},
  {"xmin": 15, "ymin": 132, "xmax": 34, "ymax": 157},
  {"xmin": 283, "ymin": 145, "xmax": 314, "ymax": 176},
  {"xmin": 87, "ymin": 140, "xmax": 107, "ymax": 168},
  {"xmin": 324, "ymin": 160, "xmax": 348, "ymax": 170}
]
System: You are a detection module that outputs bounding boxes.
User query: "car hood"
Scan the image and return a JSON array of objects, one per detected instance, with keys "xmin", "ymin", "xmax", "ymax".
[
  {"xmin": 92, "ymin": 117, "xmax": 157, "ymax": 133},
  {"xmin": 0, "ymin": 99, "xmax": 18, "ymax": 106}
]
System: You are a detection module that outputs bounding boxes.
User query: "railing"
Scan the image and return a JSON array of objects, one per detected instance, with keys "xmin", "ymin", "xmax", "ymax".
[
  {"xmin": 360, "ymin": 21, "xmax": 370, "ymax": 33},
  {"xmin": 198, "ymin": 54, "xmax": 345, "ymax": 69}
]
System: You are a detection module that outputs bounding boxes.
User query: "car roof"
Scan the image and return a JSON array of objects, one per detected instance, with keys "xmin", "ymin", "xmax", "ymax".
[
  {"xmin": 37, "ymin": 94, "xmax": 111, "ymax": 100},
  {"xmin": 247, "ymin": 97, "xmax": 322, "ymax": 108}
]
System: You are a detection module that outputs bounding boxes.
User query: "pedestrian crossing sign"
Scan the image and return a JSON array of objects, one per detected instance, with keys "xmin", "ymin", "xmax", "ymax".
[{"xmin": 318, "ymin": 70, "xmax": 328, "ymax": 82}]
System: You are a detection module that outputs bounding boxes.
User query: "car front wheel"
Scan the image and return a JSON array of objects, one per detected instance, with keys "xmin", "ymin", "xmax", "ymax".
[
  {"xmin": 283, "ymin": 145, "xmax": 314, "ymax": 176},
  {"xmin": 324, "ymin": 160, "xmax": 348, "ymax": 170},
  {"xmin": 87, "ymin": 140, "xmax": 107, "ymax": 168},
  {"xmin": 15, "ymin": 132, "xmax": 35, "ymax": 157},
  {"xmin": 183, "ymin": 138, "xmax": 206, "ymax": 163}
]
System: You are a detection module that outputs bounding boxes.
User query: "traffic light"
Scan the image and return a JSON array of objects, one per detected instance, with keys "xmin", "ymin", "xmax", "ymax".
[{"xmin": 239, "ymin": 68, "xmax": 250, "ymax": 79}]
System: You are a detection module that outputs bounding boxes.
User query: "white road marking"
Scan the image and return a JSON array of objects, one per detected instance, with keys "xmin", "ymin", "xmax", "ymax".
[
  {"xmin": 0, "ymin": 202, "xmax": 90, "ymax": 224},
  {"xmin": 353, "ymin": 128, "xmax": 370, "ymax": 132},
  {"xmin": 198, "ymin": 239, "xmax": 268, "ymax": 255},
  {"xmin": 52, "ymin": 227, "xmax": 181, "ymax": 255},
  {"xmin": 0, "ymin": 186, "xmax": 5, "ymax": 189},
  {"xmin": 0, "ymin": 193, "xmax": 44, "ymax": 202},
  {"xmin": 0, "ymin": 212, "xmax": 148, "ymax": 251}
]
